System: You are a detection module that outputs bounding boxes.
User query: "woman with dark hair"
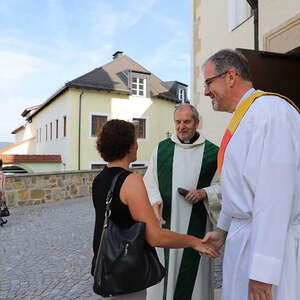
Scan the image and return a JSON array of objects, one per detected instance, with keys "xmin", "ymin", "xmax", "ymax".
[{"xmin": 91, "ymin": 119, "xmax": 217, "ymax": 300}]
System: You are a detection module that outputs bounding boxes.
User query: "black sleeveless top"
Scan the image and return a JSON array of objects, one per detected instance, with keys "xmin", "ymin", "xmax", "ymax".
[{"xmin": 91, "ymin": 166, "xmax": 134, "ymax": 274}]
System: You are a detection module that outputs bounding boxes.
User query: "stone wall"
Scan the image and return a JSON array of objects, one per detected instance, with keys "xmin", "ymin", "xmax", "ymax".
[{"xmin": 4, "ymin": 167, "xmax": 147, "ymax": 208}]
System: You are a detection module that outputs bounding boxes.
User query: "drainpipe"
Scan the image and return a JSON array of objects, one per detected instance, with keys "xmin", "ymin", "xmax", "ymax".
[
  {"xmin": 78, "ymin": 90, "xmax": 84, "ymax": 170},
  {"xmin": 246, "ymin": 0, "xmax": 259, "ymax": 50},
  {"xmin": 253, "ymin": 5, "xmax": 259, "ymax": 50}
]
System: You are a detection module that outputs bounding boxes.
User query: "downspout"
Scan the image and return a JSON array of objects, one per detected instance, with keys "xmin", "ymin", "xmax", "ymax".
[
  {"xmin": 247, "ymin": 0, "xmax": 259, "ymax": 50},
  {"xmin": 253, "ymin": 5, "xmax": 259, "ymax": 50},
  {"xmin": 78, "ymin": 90, "xmax": 84, "ymax": 170}
]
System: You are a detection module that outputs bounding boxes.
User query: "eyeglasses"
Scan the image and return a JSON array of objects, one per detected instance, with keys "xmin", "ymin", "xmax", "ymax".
[{"xmin": 204, "ymin": 71, "xmax": 228, "ymax": 89}]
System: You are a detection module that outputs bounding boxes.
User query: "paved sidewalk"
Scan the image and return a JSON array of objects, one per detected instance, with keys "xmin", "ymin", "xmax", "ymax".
[{"xmin": 0, "ymin": 197, "xmax": 99, "ymax": 300}]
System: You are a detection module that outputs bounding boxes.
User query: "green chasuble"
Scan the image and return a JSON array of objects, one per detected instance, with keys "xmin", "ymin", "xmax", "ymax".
[{"xmin": 157, "ymin": 138, "xmax": 218, "ymax": 300}]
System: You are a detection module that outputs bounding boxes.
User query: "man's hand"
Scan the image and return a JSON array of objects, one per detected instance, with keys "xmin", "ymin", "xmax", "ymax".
[
  {"xmin": 185, "ymin": 189, "xmax": 207, "ymax": 204},
  {"xmin": 249, "ymin": 279, "xmax": 272, "ymax": 300},
  {"xmin": 201, "ymin": 229, "xmax": 226, "ymax": 252},
  {"xmin": 193, "ymin": 238, "xmax": 220, "ymax": 259},
  {"xmin": 152, "ymin": 202, "xmax": 166, "ymax": 225}
]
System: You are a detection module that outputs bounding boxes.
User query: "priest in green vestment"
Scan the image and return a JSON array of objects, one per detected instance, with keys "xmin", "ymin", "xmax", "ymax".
[{"xmin": 144, "ymin": 104, "xmax": 221, "ymax": 300}]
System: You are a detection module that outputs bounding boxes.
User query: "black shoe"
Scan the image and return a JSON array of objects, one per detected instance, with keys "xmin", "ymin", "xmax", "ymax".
[{"xmin": 0, "ymin": 218, "xmax": 7, "ymax": 226}]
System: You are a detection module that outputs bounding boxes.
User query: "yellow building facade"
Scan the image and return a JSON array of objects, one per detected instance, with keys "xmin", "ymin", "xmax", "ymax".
[
  {"xmin": 5, "ymin": 52, "xmax": 187, "ymax": 172},
  {"xmin": 192, "ymin": 0, "xmax": 300, "ymax": 144}
]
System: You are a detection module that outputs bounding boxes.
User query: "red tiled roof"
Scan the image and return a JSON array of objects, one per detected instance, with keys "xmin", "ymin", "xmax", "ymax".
[{"xmin": 0, "ymin": 155, "xmax": 62, "ymax": 163}]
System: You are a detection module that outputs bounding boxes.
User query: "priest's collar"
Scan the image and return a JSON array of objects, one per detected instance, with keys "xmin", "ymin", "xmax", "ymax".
[
  {"xmin": 171, "ymin": 131, "xmax": 205, "ymax": 148},
  {"xmin": 178, "ymin": 132, "xmax": 200, "ymax": 144}
]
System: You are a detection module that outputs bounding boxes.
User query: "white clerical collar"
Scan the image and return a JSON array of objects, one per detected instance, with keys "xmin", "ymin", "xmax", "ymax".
[
  {"xmin": 171, "ymin": 131, "xmax": 205, "ymax": 148},
  {"xmin": 234, "ymin": 88, "xmax": 257, "ymax": 111}
]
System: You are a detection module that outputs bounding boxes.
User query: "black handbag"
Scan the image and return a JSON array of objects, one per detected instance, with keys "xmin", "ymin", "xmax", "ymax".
[
  {"xmin": 0, "ymin": 203, "xmax": 10, "ymax": 217},
  {"xmin": 93, "ymin": 172, "xmax": 165, "ymax": 297}
]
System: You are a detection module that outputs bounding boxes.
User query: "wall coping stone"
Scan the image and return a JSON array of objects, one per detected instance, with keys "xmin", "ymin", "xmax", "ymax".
[{"xmin": 6, "ymin": 166, "xmax": 147, "ymax": 178}]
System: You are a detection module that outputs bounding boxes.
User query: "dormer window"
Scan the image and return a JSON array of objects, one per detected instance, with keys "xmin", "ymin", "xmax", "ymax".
[
  {"xmin": 178, "ymin": 88, "xmax": 185, "ymax": 102},
  {"xmin": 131, "ymin": 77, "xmax": 146, "ymax": 96}
]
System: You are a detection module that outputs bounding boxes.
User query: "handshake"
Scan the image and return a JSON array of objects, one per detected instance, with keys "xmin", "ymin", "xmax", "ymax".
[
  {"xmin": 152, "ymin": 201, "xmax": 226, "ymax": 259},
  {"xmin": 197, "ymin": 228, "xmax": 227, "ymax": 259}
]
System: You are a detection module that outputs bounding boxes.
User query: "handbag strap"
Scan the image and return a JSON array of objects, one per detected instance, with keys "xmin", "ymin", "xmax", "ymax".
[{"xmin": 104, "ymin": 171, "xmax": 127, "ymax": 228}]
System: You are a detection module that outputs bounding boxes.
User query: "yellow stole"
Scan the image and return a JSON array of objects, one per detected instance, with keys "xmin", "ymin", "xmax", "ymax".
[{"xmin": 217, "ymin": 91, "xmax": 300, "ymax": 176}]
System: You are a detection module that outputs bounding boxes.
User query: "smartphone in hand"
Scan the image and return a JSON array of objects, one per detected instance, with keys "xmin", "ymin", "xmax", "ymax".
[{"xmin": 177, "ymin": 187, "xmax": 189, "ymax": 197}]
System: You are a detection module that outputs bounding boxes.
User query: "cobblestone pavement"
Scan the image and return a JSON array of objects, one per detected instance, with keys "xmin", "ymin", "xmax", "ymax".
[
  {"xmin": 0, "ymin": 197, "xmax": 100, "ymax": 300},
  {"xmin": 0, "ymin": 197, "xmax": 222, "ymax": 300}
]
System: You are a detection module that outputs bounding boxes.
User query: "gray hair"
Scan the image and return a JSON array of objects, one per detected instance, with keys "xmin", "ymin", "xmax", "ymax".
[
  {"xmin": 202, "ymin": 49, "xmax": 252, "ymax": 82},
  {"xmin": 174, "ymin": 104, "xmax": 199, "ymax": 123}
]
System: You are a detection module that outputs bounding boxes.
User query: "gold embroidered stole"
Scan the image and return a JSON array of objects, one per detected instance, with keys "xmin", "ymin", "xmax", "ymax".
[{"xmin": 217, "ymin": 91, "xmax": 300, "ymax": 176}]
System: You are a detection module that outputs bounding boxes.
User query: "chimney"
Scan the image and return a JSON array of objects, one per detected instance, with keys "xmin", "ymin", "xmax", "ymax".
[{"xmin": 112, "ymin": 51, "xmax": 124, "ymax": 60}]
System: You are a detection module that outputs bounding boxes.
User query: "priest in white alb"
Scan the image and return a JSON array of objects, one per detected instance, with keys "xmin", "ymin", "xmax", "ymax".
[
  {"xmin": 144, "ymin": 104, "xmax": 221, "ymax": 300},
  {"xmin": 202, "ymin": 49, "xmax": 300, "ymax": 300}
]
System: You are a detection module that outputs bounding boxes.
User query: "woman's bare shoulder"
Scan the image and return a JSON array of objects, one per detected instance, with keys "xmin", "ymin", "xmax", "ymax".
[{"xmin": 124, "ymin": 172, "xmax": 143, "ymax": 184}]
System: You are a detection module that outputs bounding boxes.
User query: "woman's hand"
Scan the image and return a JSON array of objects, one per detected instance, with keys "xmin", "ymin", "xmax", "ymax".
[
  {"xmin": 193, "ymin": 239, "xmax": 220, "ymax": 259},
  {"xmin": 201, "ymin": 229, "xmax": 226, "ymax": 253}
]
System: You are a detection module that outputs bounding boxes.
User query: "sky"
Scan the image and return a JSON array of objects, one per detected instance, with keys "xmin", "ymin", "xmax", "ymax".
[{"xmin": 0, "ymin": 0, "xmax": 191, "ymax": 142}]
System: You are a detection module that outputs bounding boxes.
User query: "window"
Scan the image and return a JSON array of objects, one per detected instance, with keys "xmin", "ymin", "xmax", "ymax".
[
  {"xmin": 133, "ymin": 118, "xmax": 146, "ymax": 139},
  {"xmin": 131, "ymin": 77, "xmax": 145, "ymax": 96},
  {"xmin": 91, "ymin": 163, "xmax": 107, "ymax": 170},
  {"xmin": 50, "ymin": 122, "xmax": 53, "ymax": 140},
  {"xmin": 178, "ymin": 88, "xmax": 185, "ymax": 102},
  {"xmin": 91, "ymin": 115, "xmax": 108, "ymax": 137},
  {"xmin": 39, "ymin": 128, "xmax": 42, "ymax": 142},
  {"xmin": 228, "ymin": 0, "xmax": 252, "ymax": 31},
  {"xmin": 36, "ymin": 129, "xmax": 38, "ymax": 143},
  {"xmin": 56, "ymin": 119, "xmax": 59, "ymax": 139},
  {"xmin": 63, "ymin": 116, "xmax": 67, "ymax": 137},
  {"xmin": 45, "ymin": 124, "xmax": 48, "ymax": 141}
]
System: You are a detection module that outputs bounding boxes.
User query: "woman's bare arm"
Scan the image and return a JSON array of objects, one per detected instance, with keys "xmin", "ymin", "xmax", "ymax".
[{"xmin": 120, "ymin": 173, "xmax": 219, "ymax": 257}]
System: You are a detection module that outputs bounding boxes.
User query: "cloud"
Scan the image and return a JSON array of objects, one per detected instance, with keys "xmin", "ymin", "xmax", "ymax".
[
  {"xmin": 146, "ymin": 37, "xmax": 190, "ymax": 70},
  {"xmin": 141, "ymin": 31, "xmax": 190, "ymax": 85},
  {"xmin": 90, "ymin": 0, "xmax": 158, "ymax": 38},
  {"xmin": 81, "ymin": 44, "xmax": 114, "ymax": 67},
  {"xmin": 47, "ymin": 0, "xmax": 68, "ymax": 44},
  {"xmin": 150, "ymin": 12, "xmax": 184, "ymax": 33},
  {"xmin": 0, "ymin": 51, "xmax": 44, "ymax": 80},
  {"xmin": 0, "ymin": 0, "xmax": 190, "ymax": 142},
  {"xmin": 121, "ymin": 0, "xmax": 158, "ymax": 27},
  {"xmin": 0, "ymin": 47, "xmax": 61, "ymax": 120},
  {"xmin": 0, "ymin": 96, "xmax": 41, "ymax": 141},
  {"xmin": 0, "ymin": 30, "xmax": 61, "ymax": 83},
  {"xmin": 178, "ymin": 52, "xmax": 191, "ymax": 65},
  {"xmin": 139, "ymin": 9, "xmax": 190, "ymax": 82}
]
